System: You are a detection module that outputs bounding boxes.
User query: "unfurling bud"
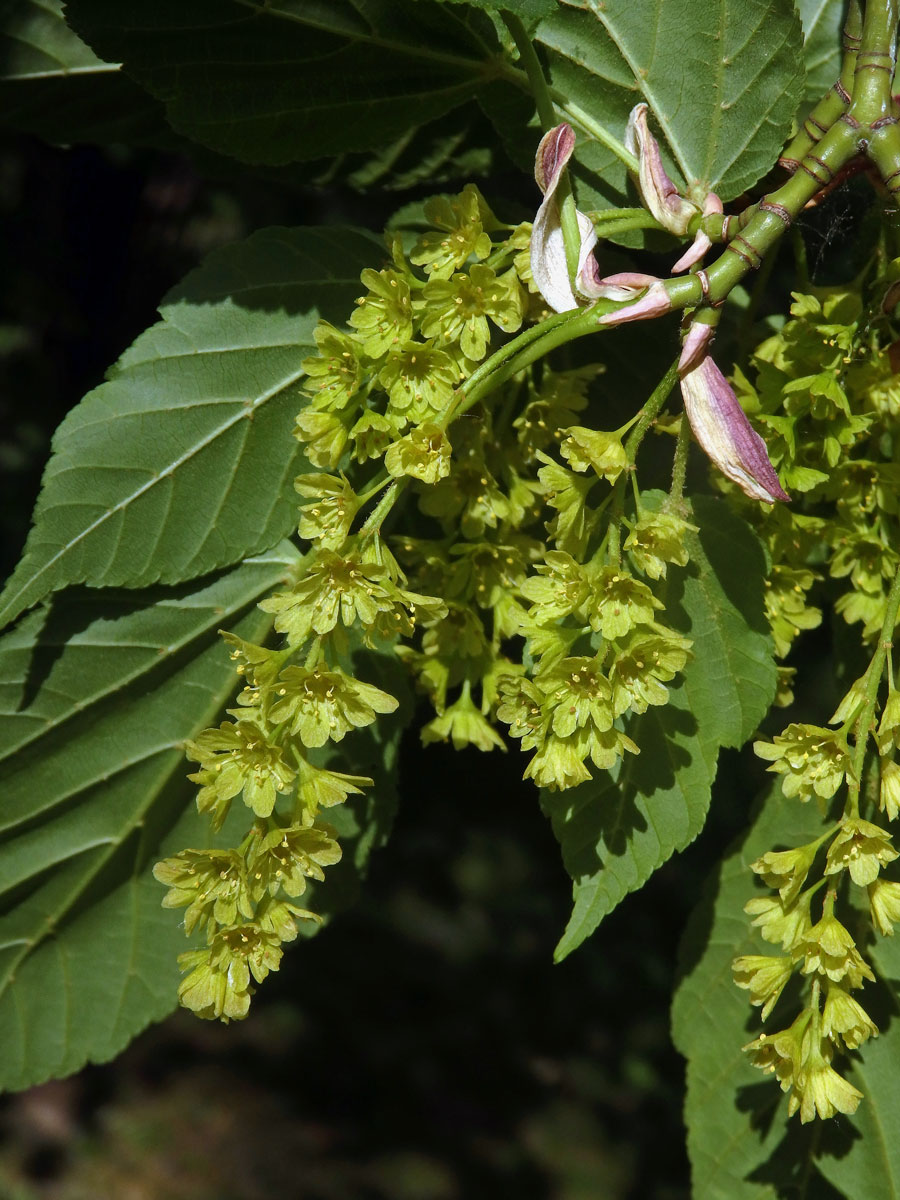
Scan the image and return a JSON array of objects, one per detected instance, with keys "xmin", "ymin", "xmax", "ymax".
[
  {"xmin": 531, "ymin": 125, "xmax": 674, "ymax": 325},
  {"xmin": 625, "ymin": 103, "xmax": 700, "ymax": 237},
  {"xmin": 678, "ymin": 319, "xmax": 716, "ymax": 374},
  {"xmin": 679, "ymin": 353, "xmax": 790, "ymax": 503},
  {"xmin": 531, "ymin": 123, "xmax": 600, "ymax": 313},
  {"xmin": 596, "ymin": 278, "xmax": 672, "ymax": 325}
]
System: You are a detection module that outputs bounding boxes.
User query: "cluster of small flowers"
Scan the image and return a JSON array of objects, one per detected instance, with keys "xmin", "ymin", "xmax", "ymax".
[
  {"xmin": 155, "ymin": 185, "xmax": 545, "ymax": 1018},
  {"xmin": 299, "ymin": 183, "xmax": 699, "ymax": 797},
  {"xmin": 382, "ymin": 362, "xmax": 696, "ymax": 791},
  {"xmin": 296, "ymin": 185, "xmax": 529, "ymax": 475},
  {"xmin": 496, "ymin": 529, "xmax": 693, "ymax": 789},
  {"xmin": 730, "ymin": 287, "xmax": 900, "ymax": 702},
  {"xmin": 723, "ymin": 278, "xmax": 900, "ymax": 1119},
  {"xmin": 737, "ymin": 687, "xmax": 900, "ymax": 1119},
  {"xmin": 157, "ymin": 180, "xmax": 703, "ymax": 1013},
  {"xmin": 152, "ymin": 607, "xmax": 403, "ymax": 1019}
]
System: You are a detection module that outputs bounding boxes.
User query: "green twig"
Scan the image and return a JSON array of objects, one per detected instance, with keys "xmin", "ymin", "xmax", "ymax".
[
  {"xmin": 668, "ymin": 410, "xmax": 691, "ymax": 503},
  {"xmin": 502, "ymin": 12, "xmax": 581, "ymax": 279},
  {"xmin": 624, "ymin": 357, "xmax": 682, "ymax": 463},
  {"xmin": 848, "ymin": 565, "xmax": 900, "ymax": 815}
]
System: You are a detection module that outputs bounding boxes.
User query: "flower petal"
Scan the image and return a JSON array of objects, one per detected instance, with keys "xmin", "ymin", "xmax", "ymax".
[
  {"xmin": 598, "ymin": 281, "xmax": 672, "ymax": 326},
  {"xmin": 680, "ymin": 356, "xmax": 790, "ymax": 503},
  {"xmin": 625, "ymin": 104, "xmax": 698, "ymax": 236},
  {"xmin": 678, "ymin": 320, "xmax": 715, "ymax": 374},
  {"xmin": 531, "ymin": 124, "xmax": 598, "ymax": 313},
  {"xmin": 672, "ymin": 193, "xmax": 722, "ymax": 272}
]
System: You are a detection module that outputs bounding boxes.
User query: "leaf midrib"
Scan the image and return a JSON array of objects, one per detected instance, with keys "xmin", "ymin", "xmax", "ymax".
[
  {"xmin": 0, "ymin": 549, "xmax": 294, "ymax": 774},
  {"xmin": 0, "ymin": 363, "xmax": 305, "ymax": 627}
]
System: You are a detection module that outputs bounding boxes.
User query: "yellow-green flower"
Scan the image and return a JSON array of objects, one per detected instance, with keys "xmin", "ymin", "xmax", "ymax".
[
  {"xmin": 246, "ymin": 823, "xmax": 342, "ymax": 901},
  {"xmin": 790, "ymin": 1043, "xmax": 864, "ymax": 1123},
  {"xmin": 822, "ymin": 983, "xmax": 878, "ymax": 1048},
  {"xmin": 378, "ymin": 340, "xmax": 459, "ymax": 420},
  {"xmin": 295, "ymin": 472, "xmax": 359, "ymax": 549},
  {"xmin": 750, "ymin": 841, "xmax": 824, "ymax": 905},
  {"xmin": 536, "ymin": 656, "xmax": 614, "ymax": 739},
  {"xmin": 608, "ymin": 629, "xmax": 691, "ymax": 718},
  {"xmin": 879, "ymin": 758, "xmax": 900, "ymax": 820},
  {"xmin": 560, "ymin": 427, "xmax": 628, "ymax": 483},
  {"xmin": 410, "ymin": 184, "xmax": 495, "ymax": 279},
  {"xmin": 868, "ymin": 877, "xmax": 900, "ymax": 935},
  {"xmin": 153, "ymin": 849, "xmax": 253, "ymax": 935},
  {"xmin": 800, "ymin": 912, "xmax": 875, "ymax": 986},
  {"xmin": 349, "ymin": 268, "xmax": 414, "ymax": 356},
  {"xmin": 754, "ymin": 724, "xmax": 851, "ymax": 806},
  {"xmin": 419, "ymin": 264, "xmax": 524, "ymax": 360},
  {"xmin": 186, "ymin": 720, "xmax": 296, "ymax": 819},
  {"xmin": 732, "ymin": 955, "xmax": 794, "ymax": 1020},
  {"xmin": 421, "ymin": 690, "xmax": 506, "ymax": 752},
  {"xmin": 588, "ymin": 567, "xmax": 663, "ymax": 640},
  {"xmin": 268, "ymin": 663, "xmax": 398, "ymax": 748},
  {"xmin": 519, "ymin": 551, "xmax": 590, "ymax": 623},
  {"xmin": 744, "ymin": 891, "xmax": 812, "ymax": 951},
  {"xmin": 177, "ymin": 923, "xmax": 289, "ymax": 1022},
  {"xmin": 294, "ymin": 410, "xmax": 351, "ymax": 468},
  {"xmin": 302, "ymin": 322, "xmax": 366, "ymax": 409},
  {"xmin": 295, "ymin": 758, "xmax": 372, "ymax": 823},
  {"xmin": 824, "ymin": 817, "xmax": 897, "ymax": 886},
  {"xmin": 259, "ymin": 549, "xmax": 395, "ymax": 646},
  {"xmin": 623, "ymin": 509, "xmax": 695, "ymax": 580},
  {"xmin": 385, "ymin": 423, "xmax": 452, "ymax": 484}
]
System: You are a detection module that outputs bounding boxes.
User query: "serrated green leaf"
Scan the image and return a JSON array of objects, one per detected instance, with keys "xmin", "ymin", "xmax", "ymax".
[
  {"xmin": 0, "ymin": 546, "xmax": 298, "ymax": 1092},
  {"xmin": 672, "ymin": 495, "xmax": 779, "ymax": 750},
  {"xmin": 673, "ymin": 781, "xmax": 900, "ymax": 1200},
  {"xmin": 671, "ymin": 784, "xmax": 822, "ymax": 1200},
  {"xmin": 545, "ymin": 496, "xmax": 777, "ymax": 959},
  {"xmin": 63, "ymin": 0, "xmax": 524, "ymax": 168},
  {"xmin": 2, "ymin": 0, "xmax": 107, "ymax": 77},
  {"xmin": 535, "ymin": 0, "xmax": 805, "ymax": 214},
  {"xmin": 542, "ymin": 681, "xmax": 719, "ymax": 961},
  {"xmin": 0, "ymin": 225, "xmax": 383, "ymax": 632},
  {"xmin": 0, "ymin": 547, "xmax": 411, "ymax": 1092},
  {"xmin": 796, "ymin": 0, "xmax": 844, "ymax": 104}
]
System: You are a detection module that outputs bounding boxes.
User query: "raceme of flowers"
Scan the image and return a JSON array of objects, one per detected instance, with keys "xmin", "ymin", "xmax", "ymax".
[{"xmin": 727, "ymin": 282, "xmax": 900, "ymax": 1122}]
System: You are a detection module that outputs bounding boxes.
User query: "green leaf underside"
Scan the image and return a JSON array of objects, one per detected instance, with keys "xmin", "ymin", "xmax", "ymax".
[
  {"xmin": 0, "ymin": 0, "xmax": 171, "ymax": 145},
  {"xmin": 0, "ymin": 545, "xmax": 412, "ymax": 1092},
  {"xmin": 673, "ymin": 783, "xmax": 900, "ymax": 1199},
  {"xmin": 2, "ymin": 0, "xmax": 110, "ymax": 79},
  {"xmin": 0, "ymin": 225, "xmax": 383, "ymax": 633},
  {"xmin": 0, "ymin": 2, "xmax": 500, "ymax": 187},
  {"xmin": 0, "ymin": 547, "xmax": 298, "ymax": 1092},
  {"xmin": 544, "ymin": 496, "xmax": 777, "ymax": 960},
  {"xmin": 62, "ymin": 0, "xmax": 526, "ymax": 167},
  {"xmin": 536, "ymin": 0, "xmax": 805, "ymax": 212}
]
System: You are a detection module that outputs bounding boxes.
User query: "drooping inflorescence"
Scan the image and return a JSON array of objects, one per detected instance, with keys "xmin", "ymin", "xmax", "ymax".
[{"xmin": 154, "ymin": 179, "xmax": 712, "ymax": 1020}]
